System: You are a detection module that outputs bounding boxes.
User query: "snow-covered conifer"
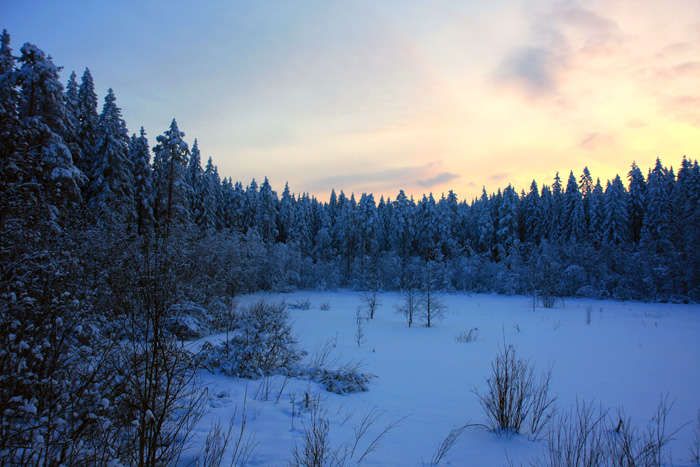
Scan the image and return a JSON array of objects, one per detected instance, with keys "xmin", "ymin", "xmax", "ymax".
[
  {"xmin": 603, "ymin": 175, "xmax": 629, "ymax": 246},
  {"xmin": 88, "ymin": 88, "xmax": 135, "ymax": 225},
  {"xmin": 76, "ymin": 68, "xmax": 99, "ymax": 175},
  {"xmin": 152, "ymin": 118, "xmax": 190, "ymax": 229},
  {"xmin": 130, "ymin": 127, "xmax": 154, "ymax": 235}
]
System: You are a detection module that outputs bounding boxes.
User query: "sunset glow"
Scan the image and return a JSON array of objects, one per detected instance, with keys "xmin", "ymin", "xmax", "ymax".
[{"xmin": 4, "ymin": 0, "xmax": 699, "ymax": 201}]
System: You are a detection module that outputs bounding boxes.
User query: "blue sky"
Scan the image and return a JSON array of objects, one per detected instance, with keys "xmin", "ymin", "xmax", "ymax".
[{"xmin": 3, "ymin": 0, "xmax": 699, "ymax": 201}]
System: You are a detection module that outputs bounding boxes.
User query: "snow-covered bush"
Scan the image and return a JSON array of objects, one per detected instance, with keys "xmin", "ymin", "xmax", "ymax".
[
  {"xmin": 165, "ymin": 302, "xmax": 210, "ymax": 339},
  {"xmin": 310, "ymin": 362, "xmax": 376, "ymax": 394},
  {"xmin": 201, "ymin": 300, "xmax": 304, "ymax": 378}
]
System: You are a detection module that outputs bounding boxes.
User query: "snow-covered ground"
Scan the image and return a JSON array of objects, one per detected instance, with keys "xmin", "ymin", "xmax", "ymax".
[{"xmin": 183, "ymin": 292, "xmax": 700, "ymax": 466}]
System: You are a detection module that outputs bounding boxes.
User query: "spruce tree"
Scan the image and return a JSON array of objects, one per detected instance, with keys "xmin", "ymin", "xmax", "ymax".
[
  {"xmin": 152, "ymin": 119, "xmax": 190, "ymax": 229},
  {"xmin": 199, "ymin": 157, "xmax": 220, "ymax": 231},
  {"xmin": 257, "ymin": 176, "xmax": 279, "ymax": 243},
  {"xmin": 15, "ymin": 42, "xmax": 82, "ymax": 211},
  {"xmin": 88, "ymin": 88, "xmax": 135, "ymax": 226},
  {"xmin": 186, "ymin": 138, "xmax": 204, "ymax": 226},
  {"xmin": 130, "ymin": 127, "xmax": 154, "ymax": 235},
  {"xmin": 603, "ymin": 175, "xmax": 629, "ymax": 246},
  {"xmin": 627, "ymin": 162, "xmax": 646, "ymax": 245},
  {"xmin": 76, "ymin": 68, "xmax": 99, "ymax": 175}
]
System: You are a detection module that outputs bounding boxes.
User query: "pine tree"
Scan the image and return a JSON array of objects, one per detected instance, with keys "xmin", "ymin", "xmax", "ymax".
[
  {"xmin": 278, "ymin": 182, "xmax": 295, "ymax": 243},
  {"xmin": 15, "ymin": 42, "xmax": 82, "ymax": 211},
  {"xmin": 64, "ymin": 71, "xmax": 79, "ymax": 130},
  {"xmin": 152, "ymin": 118, "xmax": 190, "ymax": 229},
  {"xmin": 496, "ymin": 185, "xmax": 519, "ymax": 253},
  {"xmin": 0, "ymin": 29, "xmax": 19, "ymax": 165},
  {"xmin": 88, "ymin": 88, "xmax": 135, "ymax": 225},
  {"xmin": 603, "ymin": 175, "xmax": 629, "ymax": 246},
  {"xmin": 313, "ymin": 206, "xmax": 334, "ymax": 262},
  {"xmin": 640, "ymin": 158, "xmax": 672, "ymax": 254},
  {"xmin": 334, "ymin": 191, "xmax": 358, "ymax": 280},
  {"xmin": 562, "ymin": 171, "xmax": 586, "ymax": 242},
  {"xmin": 476, "ymin": 188, "xmax": 494, "ymax": 254},
  {"xmin": 522, "ymin": 180, "xmax": 541, "ymax": 244},
  {"xmin": 186, "ymin": 138, "xmax": 204, "ymax": 226},
  {"xmin": 358, "ymin": 192, "xmax": 377, "ymax": 256},
  {"xmin": 375, "ymin": 195, "xmax": 391, "ymax": 253},
  {"xmin": 587, "ymin": 179, "xmax": 605, "ymax": 245},
  {"xmin": 257, "ymin": 176, "xmax": 279, "ymax": 243},
  {"xmin": 416, "ymin": 193, "xmax": 438, "ymax": 258},
  {"xmin": 627, "ymin": 162, "xmax": 646, "ymax": 245},
  {"xmin": 243, "ymin": 178, "xmax": 259, "ymax": 232},
  {"xmin": 129, "ymin": 127, "xmax": 154, "ymax": 235},
  {"xmin": 579, "ymin": 167, "xmax": 593, "ymax": 227},
  {"xmin": 76, "ymin": 68, "xmax": 99, "ymax": 175},
  {"xmin": 199, "ymin": 157, "xmax": 220, "ymax": 231},
  {"xmin": 389, "ymin": 190, "xmax": 414, "ymax": 260},
  {"xmin": 550, "ymin": 172, "xmax": 563, "ymax": 241}
]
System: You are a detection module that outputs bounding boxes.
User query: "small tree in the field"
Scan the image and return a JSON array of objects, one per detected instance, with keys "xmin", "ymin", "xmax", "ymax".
[
  {"xmin": 396, "ymin": 287, "xmax": 419, "ymax": 327},
  {"xmin": 418, "ymin": 254, "xmax": 447, "ymax": 327},
  {"xmin": 361, "ymin": 290, "xmax": 381, "ymax": 319}
]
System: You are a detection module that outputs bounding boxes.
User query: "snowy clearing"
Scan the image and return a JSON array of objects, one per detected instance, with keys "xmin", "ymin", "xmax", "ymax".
[{"xmin": 185, "ymin": 291, "xmax": 700, "ymax": 466}]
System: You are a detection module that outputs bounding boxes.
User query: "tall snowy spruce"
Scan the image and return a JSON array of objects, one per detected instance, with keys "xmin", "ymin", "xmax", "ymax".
[
  {"xmin": 87, "ymin": 88, "xmax": 135, "ymax": 226},
  {"xmin": 76, "ymin": 68, "xmax": 99, "ymax": 176},
  {"xmin": 14, "ymin": 42, "xmax": 82, "ymax": 211},
  {"xmin": 152, "ymin": 118, "xmax": 190, "ymax": 230},
  {"xmin": 130, "ymin": 127, "xmax": 154, "ymax": 235}
]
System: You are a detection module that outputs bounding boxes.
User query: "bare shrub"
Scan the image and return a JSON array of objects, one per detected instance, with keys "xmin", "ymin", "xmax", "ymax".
[
  {"xmin": 349, "ymin": 408, "xmax": 404, "ymax": 464},
  {"xmin": 534, "ymin": 394, "xmax": 684, "ymax": 467},
  {"xmin": 319, "ymin": 301, "xmax": 331, "ymax": 311},
  {"xmin": 455, "ymin": 327, "xmax": 479, "ymax": 343},
  {"xmin": 196, "ymin": 405, "xmax": 257, "ymax": 467},
  {"xmin": 290, "ymin": 404, "xmax": 403, "ymax": 467},
  {"xmin": 289, "ymin": 298, "xmax": 312, "ymax": 310},
  {"xmin": 473, "ymin": 344, "xmax": 556, "ymax": 437},
  {"xmin": 290, "ymin": 404, "xmax": 334, "ymax": 467},
  {"xmin": 254, "ymin": 375, "xmax": 290, "ymax": 402},
  {"xmin": 430, "ymin": 423, "xmax": 470, "ymax": 465},
  {"xmin": 690, "ymin": 410, "xmax": 700, "ymax": 464},
  {"xmin": 529, "ymin": 363, "xmax": 558, "ymax": 440},
  {"xmin": 606, "ymin": 394, "xmax": 683, "ymax": 467},
  {"xmin": 532, "ymin": 399, "xmax": 609, "ymax": 467}
]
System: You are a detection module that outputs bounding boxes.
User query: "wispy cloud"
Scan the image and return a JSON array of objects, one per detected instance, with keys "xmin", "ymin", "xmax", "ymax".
[
  {"xmin": 304, "ymin": 160, "xmax": 460, "ymax": 196},
  {"xmin": 417, "ymin": 172, "xmax": 459, "ymax": 188},
  {"xmin": 579, "ymin": 132, "xmax": 614, "ymax": 151},
  {"xmin": 495, "ymin": 46, "xmax": 560, "ymax": 97},
  {"xmin": 489, "ymin": 173, "xmax": 509, "ymax": 181},
  {"xmin": 493, "ymin": 3, "xmax": 622, "ymax": 99},
  {"xmin": 660, "ymin": 95, "xmax": 700, "ymax": 126}
]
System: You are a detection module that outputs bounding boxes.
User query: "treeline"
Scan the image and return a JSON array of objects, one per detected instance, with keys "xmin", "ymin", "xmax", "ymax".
[{"xmin": 3, "ymin": 30, "xmax": 700, "ymax": 306}]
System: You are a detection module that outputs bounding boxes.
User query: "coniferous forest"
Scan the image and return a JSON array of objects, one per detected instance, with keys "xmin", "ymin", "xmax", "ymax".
[{"xmin": 1, "ymin": 30, "xmax": 700, "ymax": 465}]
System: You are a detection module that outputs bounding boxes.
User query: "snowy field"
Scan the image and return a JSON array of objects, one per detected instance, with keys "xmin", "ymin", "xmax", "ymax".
[{"xmin": 185, "ymin": 292, "xmax": 700, "ymax": 466}]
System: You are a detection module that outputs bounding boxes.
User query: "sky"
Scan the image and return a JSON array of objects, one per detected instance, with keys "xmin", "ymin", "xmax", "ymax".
[{"xmin": 3, "ymin": 0, "xmax": 699, "ymax": 202}]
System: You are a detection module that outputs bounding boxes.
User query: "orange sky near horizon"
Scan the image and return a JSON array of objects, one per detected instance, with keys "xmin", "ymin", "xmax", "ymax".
[{"xmin": 3, "ymin": 0, "xmax": 699, "ymax": 202}]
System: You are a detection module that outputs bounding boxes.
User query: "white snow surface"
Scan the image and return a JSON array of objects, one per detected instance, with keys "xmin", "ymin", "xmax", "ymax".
[{"xmin": 183, "ymin": 291, "xmax": 700, "ymax": 466}]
